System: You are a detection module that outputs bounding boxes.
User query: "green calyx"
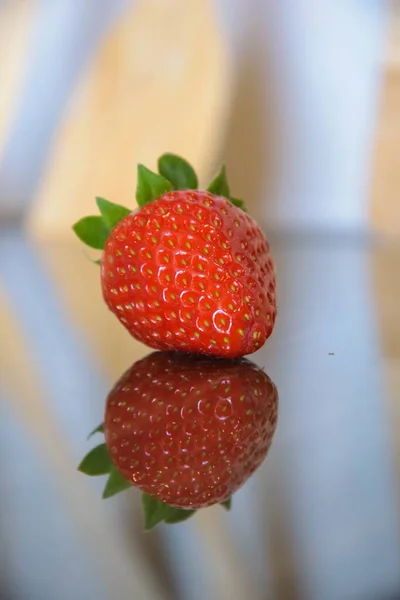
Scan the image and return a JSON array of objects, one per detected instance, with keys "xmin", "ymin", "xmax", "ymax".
[
  {"xmin": 157, "ymin": 153, "xmax": 198, "ymax": 190},
  {"xmin": 78, "ymin": 423, "xmax": 232, "ymax": 529},
  {"xmin": 136, "ymin": 165, "xmax": 172, "ymax": 208},
  {"xmin": 207, "ymin": 166, "xmax": 246, "ymax": 211},
  {"xmin": 142, "ymin": 493, "xmax": 197, "ymax": 530},
  {"xmin": 72, "ymin": 153, "xmax": 246, "ymax": 253}
]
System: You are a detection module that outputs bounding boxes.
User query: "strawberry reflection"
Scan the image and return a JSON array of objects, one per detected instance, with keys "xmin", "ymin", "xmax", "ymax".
[{"xmin": 80, "ymin": 352, "xmax": 278, "ymax": 528}]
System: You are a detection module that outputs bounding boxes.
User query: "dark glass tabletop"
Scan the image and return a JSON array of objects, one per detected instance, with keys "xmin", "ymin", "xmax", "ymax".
[{"xmin": 1, "ymin": 229, "xmax": 399, "ymax": 600}]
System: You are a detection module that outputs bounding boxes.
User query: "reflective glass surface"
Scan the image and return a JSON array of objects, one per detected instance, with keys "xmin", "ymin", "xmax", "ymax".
[{"xmin": 1, "ymin": 230, "xmax": 400, "ymax": 600}]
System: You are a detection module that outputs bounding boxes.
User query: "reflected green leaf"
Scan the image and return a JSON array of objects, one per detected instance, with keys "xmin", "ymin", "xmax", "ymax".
[
  {"xmin": 164, "ymin": 507, "xmax": 196, "ymax": 524},
  {"xmin": 78, "ymin": 443, "xmax": 112, "ymax": 476},
  {"xmin": 102, "ymin": 466, "xmax": 132, "ymax": 499},
  {"xmin": 87, "ymin": 423, "xmax": 104, "ymax": 439},
  {"xmin": 221, "ymin": 498, "xmax": 232, "ymax": 511},
  {"xmin": 142, "ymin": 493, "xmax": 196, "ymax": 530}
]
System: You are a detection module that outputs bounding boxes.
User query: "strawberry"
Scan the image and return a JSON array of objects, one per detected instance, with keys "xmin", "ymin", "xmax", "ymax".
[
  {"xmin": 102, "ymin": 351, "xmax": 278, "ymax": 511},
  {"xmin": 73, "ymin": 154, "xmax": 277, "ymax": 358}
]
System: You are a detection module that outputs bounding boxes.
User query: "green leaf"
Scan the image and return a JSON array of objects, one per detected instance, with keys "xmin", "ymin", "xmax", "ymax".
[
  {"xmin": 142, "ymin": 493, "xmax": 196, "ymax": 530},
  {"xmin": 102, "ymin": 466, "xmax": 132, "ymax": 499},
  {"xmin": 207, "ymin": 167, "xmax": 247, "ymax": 212},
  {"xmin": 78, "ymin": 443, "xmax": 112, "ymax": 476},
  {"xmin": 136, "ymin": 164, "xmax": 172, "ymax": 208},
  {"xmin": 221, "ymin": 498, "xmax": 232, "ymax": 511},
  {"xmin": 207, "ymin": 165, "xmax": 230, "ymax": 198},
  {"xmin": 72, "ymin": 216, "xmax": 110, "ymax": 250},
  {"xmin": 87, "ymin": 423, "xmax": 104, "ymax": 439},
  {"xmin": 96, "ymin": 197, "xmax": 131, "ymax": 229},
  {"xmin": 164, "ymin": 508, "xmax": 196, "ymax": 525},
  {"xmin": 142, "ymin": 493, "xmax": 171, "ymax": 530},
  {"xmin": 158, "ymin": 153, "xmax": 198, "ymax": 190}
]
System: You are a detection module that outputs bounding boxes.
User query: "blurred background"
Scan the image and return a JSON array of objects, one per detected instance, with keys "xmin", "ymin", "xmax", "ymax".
[{"xmin": 1, "ymin": 1, "xmax": 400, "ymax": 599}]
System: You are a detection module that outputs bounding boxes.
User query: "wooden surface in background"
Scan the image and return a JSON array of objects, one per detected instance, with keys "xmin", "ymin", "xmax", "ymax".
[
  {"xmin": 0, "ymin": 0, "xmax": 38, "ymax": 156},
  {"xmin": 370, "ymin": 4, "xmax": 400, "ymax": 235},
  {"xmin": 373, "ymin": 241, "xmax": 400, "ymax": 359},
  {"xmin": 26, "ymin": 0, "xmax": 230, "ymax": 239},
  {"xmin": 1, "ymin": 1, "xmax": 399, "ymax": 370},
  {"xmin": 370, "ymin": 5, "xmax": 400, "ymax": 389}
]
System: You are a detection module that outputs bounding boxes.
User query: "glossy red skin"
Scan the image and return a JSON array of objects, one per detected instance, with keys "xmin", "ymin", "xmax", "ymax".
[
  {"xmin": 101, "ymin": 190, "xmax": 276, "ymax": 358},
  {"xmin": 104, "ymin": 352, "xmax": 278, "ymax": 509}
]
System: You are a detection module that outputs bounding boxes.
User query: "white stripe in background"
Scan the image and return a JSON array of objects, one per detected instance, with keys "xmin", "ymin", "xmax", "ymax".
[
  {"xmin": 0, "ymin": 230, "xmax": 107, "ymax": 449},
  {"xmin": 0, "ymin": 229, "xmax": 168, "ymax": 600},
  {"xmin": 0, "ymin": 0, "xmax": 130, "ymax": 216},
  {"xmin": 0, "ymin": 401, "xmax": 107, "ymax": 600},
  {"xmin": 258, "ymin": 238, "xmax": 400, "ymax": 599}
]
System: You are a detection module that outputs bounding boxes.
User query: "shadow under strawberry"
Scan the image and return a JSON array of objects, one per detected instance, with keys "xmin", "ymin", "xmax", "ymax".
[{"xmin": 78, "ymin": 351, "xmax": 278, "ymax": 530}]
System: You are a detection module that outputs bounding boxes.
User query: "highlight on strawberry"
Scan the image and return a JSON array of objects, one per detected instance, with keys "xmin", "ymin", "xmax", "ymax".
[
  {"xmin": 78, "ymin": 352, "xmax": 278, "ymax": 530},
  {"xmin": 72, "ymin": 154, "xmax": 277, "ymax": 358}
]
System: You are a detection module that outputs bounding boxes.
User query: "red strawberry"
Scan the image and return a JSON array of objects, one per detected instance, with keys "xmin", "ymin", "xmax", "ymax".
[
  {"xmin": 102, "ymin": 190, "xmax": 276, "ymax": 357},
  {"xmin": 104, "ymin": 351, "xmax": 278, "ymax": 509},
  {"xmin": 73, "ymin": 156, "xmax": 277, "ymax": 358}
]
